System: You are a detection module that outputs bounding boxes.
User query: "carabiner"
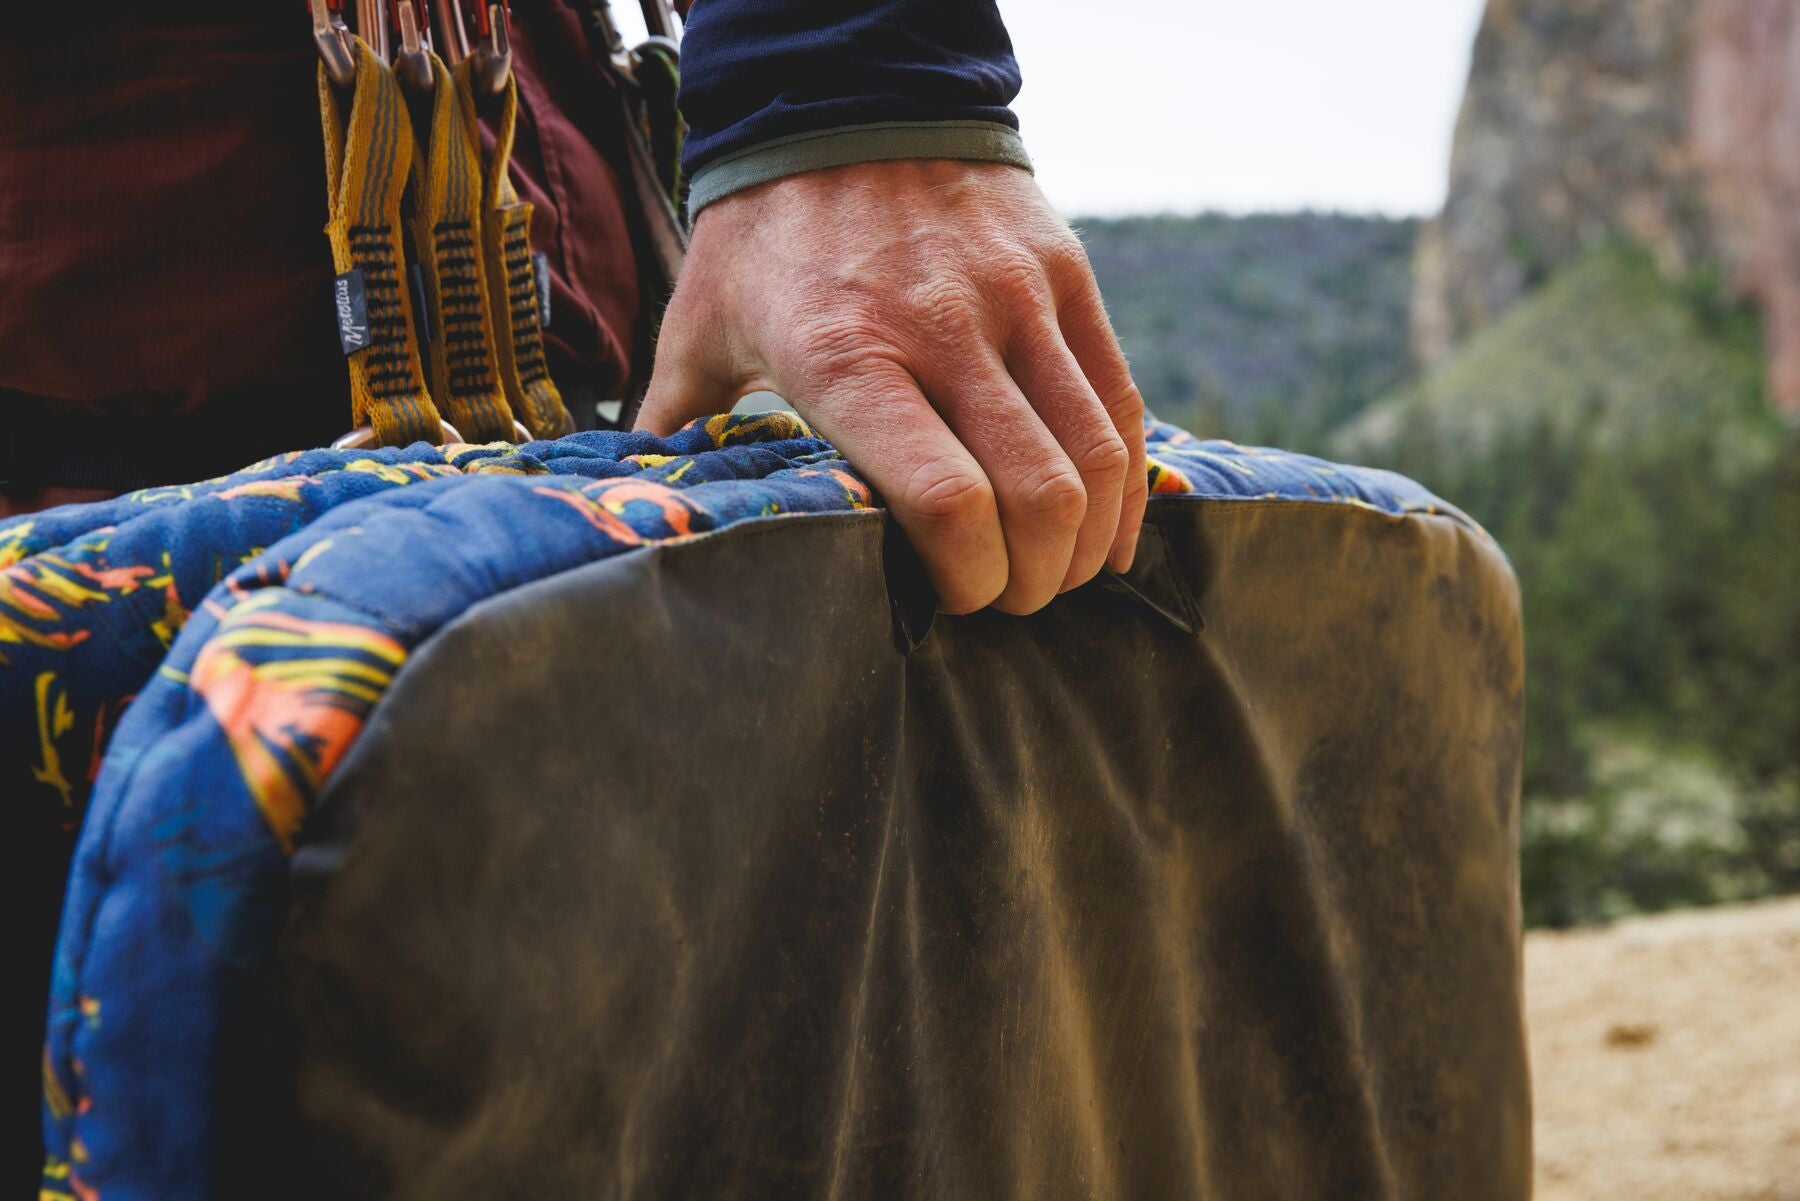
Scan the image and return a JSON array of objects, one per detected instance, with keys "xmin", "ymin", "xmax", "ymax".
[
  {"xmin": 432, "ymin": 0, "xmax": 512, "ymax": 96},
  {"xmin": 390, "ymin": 0, "xmax": 436, "ymax": 93},
  {"xmin": 465, "ymin": 1, "xmax": 515, "ymax": 97},
  {"xmin": 333, "ymin": 419, "xmax": 467, "ymax": 451},
  {"xmin": 311, "ymin": 0, "xmax": 358, "ymax": 88}
]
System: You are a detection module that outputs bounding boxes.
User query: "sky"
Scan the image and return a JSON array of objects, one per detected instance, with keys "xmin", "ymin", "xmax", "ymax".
[
  {"xmin": 1002, "ymin": 0, "xmax": 1489, "ymax": 218},
  {"xmin": 614, "ymin": 1, "xmax": 1489, "ymax": 219}
]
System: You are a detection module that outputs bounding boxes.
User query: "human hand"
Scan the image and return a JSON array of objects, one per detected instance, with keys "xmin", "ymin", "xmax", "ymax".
[{"xmin": 636, "ymin": 159, "xmax": 1146, "ymax": 614}]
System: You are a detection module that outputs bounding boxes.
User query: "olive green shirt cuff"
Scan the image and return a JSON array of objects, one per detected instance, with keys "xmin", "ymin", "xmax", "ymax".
[{"xmin": 686, "ymin": 120, "xmax": 1033, "ymax": 215}]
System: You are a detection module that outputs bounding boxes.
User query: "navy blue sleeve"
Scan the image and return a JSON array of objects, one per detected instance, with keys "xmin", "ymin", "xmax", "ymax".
[{"xmin": 677, "ymin": 0, "xmax": 1030, "ymax": 211}]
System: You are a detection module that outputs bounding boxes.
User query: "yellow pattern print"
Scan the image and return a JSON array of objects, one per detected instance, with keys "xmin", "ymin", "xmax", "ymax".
[
  {"xmin": 189, "ymin": 597, "xmax": 406, "ymax": 851},
  {"xmin": 703, "ymin": 411, "xmax": 815, "ymax": 446},
  {"xmin": 147, "ymin": 554, "xmax": 188, "ymax": 649},
  {"xmin": 33, "ymin": 671, "xmax": 76, "ymax": 808},
  {"xmin": 0, "ymin": 520, "xmax": 35, "ymax": 570}
]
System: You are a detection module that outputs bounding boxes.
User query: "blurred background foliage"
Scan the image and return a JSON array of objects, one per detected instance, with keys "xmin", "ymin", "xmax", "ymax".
[{"xmin": 1085, "ymin": 225, "xmax": 1800, "ymax": 929}]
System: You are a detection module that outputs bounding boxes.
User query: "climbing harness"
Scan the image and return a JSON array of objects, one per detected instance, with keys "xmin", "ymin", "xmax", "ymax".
[{"xmin": 578, "ymin": 0, "xmax": 690, "ymax": 291}]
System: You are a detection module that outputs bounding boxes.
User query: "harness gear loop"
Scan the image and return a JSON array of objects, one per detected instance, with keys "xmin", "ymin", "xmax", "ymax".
[
  {"xmin": 473, "ymin": 69, "xmax": 576, "ymax": 439},
  {"xmin": 630, "ymin": 37, "xmax": 684, "ymax": 207},
  {"xmin": 401, "ymin": 51, "xmax": 519, "ymax": 443},
  {"xmin": 576, "ymin": 2, "xmax": 687, "ymax": 294},
  {"xmin": 318, "ymin": 39, "xmax": 446, "ymax": 446}
]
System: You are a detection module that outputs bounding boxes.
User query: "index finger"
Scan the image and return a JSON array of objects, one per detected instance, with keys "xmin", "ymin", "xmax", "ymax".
[{"xmin": 795, "ymin": 359, "xmax": 1010, "ymax": 615}]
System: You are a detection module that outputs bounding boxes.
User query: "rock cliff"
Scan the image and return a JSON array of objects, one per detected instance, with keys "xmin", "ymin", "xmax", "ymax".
[
  {"xmin": 1414, "ymin": 0, "xmax": 1800, "ymax": 412},
  {"xmin": 1691, "ymin": 0, "xmax": 1800, "ymax": 412}
]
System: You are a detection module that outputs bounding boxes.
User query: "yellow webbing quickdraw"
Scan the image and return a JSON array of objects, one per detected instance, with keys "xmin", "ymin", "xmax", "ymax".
[
  {"xmin": 318, "ymin": 39, "xmax": 446, "ymax": 447},
  {"xmin": 403, "ymin": 51, "xmax": 519, "ymax": 444},
  {"xmin": 467, "ymin": 66, "xmax": 574, "ymax": 440}
]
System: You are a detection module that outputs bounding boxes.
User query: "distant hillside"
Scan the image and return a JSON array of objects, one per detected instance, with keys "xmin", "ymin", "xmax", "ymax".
[
  {"xmin": 1339, "ymin": 245, "xmax": 1769, "ymax": 466},
  {"xmin": 1342, "ymin": 244, "xmax": 1800, "ymax": 927},
  {"xmin": 1079, "ymin": 213, "xmax": 1418, "ymax": 444}
]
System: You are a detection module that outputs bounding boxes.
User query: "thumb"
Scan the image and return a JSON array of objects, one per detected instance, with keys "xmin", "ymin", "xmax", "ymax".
[
  {"xmin": 635, "ymin": 362, "xmax": 717, "ymax": 437},
  {"xmin": 634, "ymin": 307, "xmax": 749, "ymax": 436}
]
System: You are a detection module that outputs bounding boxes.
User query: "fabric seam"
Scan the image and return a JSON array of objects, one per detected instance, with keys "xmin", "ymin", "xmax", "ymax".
[{"xmin": 687, "ymin": 120, "xmax": 1031, "ymax": 212}]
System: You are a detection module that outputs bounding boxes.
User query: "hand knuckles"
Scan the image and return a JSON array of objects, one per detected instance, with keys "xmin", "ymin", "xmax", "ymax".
[
  {"xmin": 1012, "ymin": 464, "xmax": 1088, "ymax": 526},
  {"xmin": 904, "ymin": 462, "xmax": 996, "ymax": 529},
  {"xmin": 1074, "ymin": 430, "xmax": 1131, "ymax": 485},
  {"xmin": 794, "ymin": 314, "xmax": 889, "ymax": 377},
  {"xmin": 905, "ymin": 275, "xmax": 984, "ymax": 345},
  {"xmin": 1040, "ymin": 232, "xmax": 1092, "ymax": 281},
  {"xmin": 985, "ymin": 249, "xmax": 1049, "ymax": 308}
]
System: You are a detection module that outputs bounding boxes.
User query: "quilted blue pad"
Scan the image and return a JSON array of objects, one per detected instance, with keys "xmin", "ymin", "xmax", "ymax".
[{"xmin": 5, "ymin": 413, "xmax": 1473, "ymax": 1199}]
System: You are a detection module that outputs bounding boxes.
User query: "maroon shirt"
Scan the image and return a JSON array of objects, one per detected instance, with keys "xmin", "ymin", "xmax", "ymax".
[{"xmin": 0, "ymin": 3, "xmax": 640, "ymax": 492}]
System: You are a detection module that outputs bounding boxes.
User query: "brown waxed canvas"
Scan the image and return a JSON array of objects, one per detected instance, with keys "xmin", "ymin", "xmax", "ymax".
[{"xmin": 278, "ymin": 495, "xmax": 1530, "ymax": 1200}]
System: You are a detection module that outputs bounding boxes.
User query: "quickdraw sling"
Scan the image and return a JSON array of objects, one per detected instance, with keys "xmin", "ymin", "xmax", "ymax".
[
  {"xmin": 313, "ymin": 0, "xmax": 688, "ymax": 444},
  {"xmin": 402, "ymin": 51, "xmax": 520, "ymax": 443},
  {"xmin": 317, "ymin": 38, "xmax": 447, "ymax": 447},
  {"xmin": 313, "ymin": 0, "xmax": 578, "ymax": 447},
  {"xmin": 474, "ymin": 68, "xmax": 575, "ymax": 440}
]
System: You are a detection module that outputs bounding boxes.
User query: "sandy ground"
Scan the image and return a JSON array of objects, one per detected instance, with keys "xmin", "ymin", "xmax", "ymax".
[{"xmin": 1527, "ymin": 897, "xmax": 1800, "ymax": 1200}]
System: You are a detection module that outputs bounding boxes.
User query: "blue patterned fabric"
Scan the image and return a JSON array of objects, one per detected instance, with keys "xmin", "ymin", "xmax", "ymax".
[
  {"xmin": 12, "ymin": 413, "xmax": 1473, "ymax": 1200},
  {"xmin": 3, "ymin": 415, "xmax": 851, "ymax": 835}
]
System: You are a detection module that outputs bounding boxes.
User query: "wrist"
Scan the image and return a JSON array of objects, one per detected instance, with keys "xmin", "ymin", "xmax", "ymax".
[{"xmin": 686, "ymin": 121, "xmax": 1032, "ymax": 216}]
